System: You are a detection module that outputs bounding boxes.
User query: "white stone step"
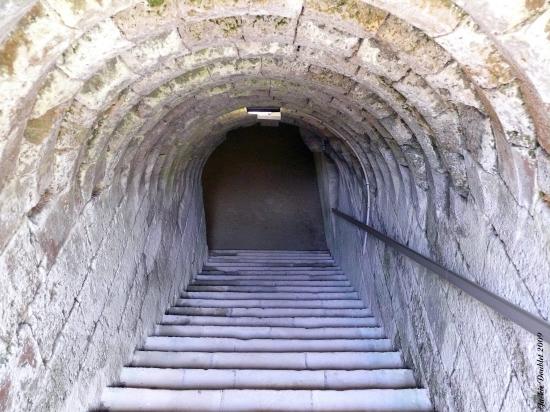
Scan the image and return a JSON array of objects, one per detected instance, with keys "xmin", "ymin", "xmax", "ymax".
[
  {"xmin": 186, "ymin": 285, "xmax": 355, "ymax": 292},
  {"xmin": 203, "ymin": 268, "xmax": 344, "ymax": 274},
  {"xmin": 209, "ymin": 255, "xmax": 334, "ymax": 261},
  {"xmin": 210, "ymin": 249, "xmax": 331, "ymax": 255},
  {"xmin": 160, "ymin": 315, "xmax": 379, "ymax": 328},
  {"xmin": 207, "ymin": 256, "xmax": 336, "ymax": 265},
  {"xmin": 206, "ymin": 260, "xmax": 337, "ymax": 265},
  {"xmin": 175, "ymin": 298, "xmax": 364, "ymax": 309},
  {"xmin": 154, "ymin": 324, "xmax": 385, "ymax": 339},
  {"xmin": 130, "ymin": 351, "xmax": 404, "ymax": 370},
  {"xmin": 205, "ymin": 262, "xmax": 338, "ymax": 267},
  {"xmin": 180, "ymin": 291, "xmax": 358, "ymax": 300},
  {"xmin": 166, "ymin": 307, "xmax": 373, "ymax": 317},
  {"xmin": 191, "ymin": 279, "xmax": 351, "ymax": 287},
  {"xmin": 101, "ymin": 388, "xmax": 433, "ymax": 411},
  {"xmin": 143, "ymin": 336, "xmax": 392, "ymax": 352},
  {"xmin": 194, "ymin": 274, "xmax": 348, "ymax": 281},
  {"xmin": 117, "ymin": 368, "xmax": 417, "ymax": 390}
]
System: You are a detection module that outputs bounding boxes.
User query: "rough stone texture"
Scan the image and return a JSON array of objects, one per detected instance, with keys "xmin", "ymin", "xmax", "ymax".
[{"xmin": 0, "ymin": 0, "xmax": 549, "ymax": 410}]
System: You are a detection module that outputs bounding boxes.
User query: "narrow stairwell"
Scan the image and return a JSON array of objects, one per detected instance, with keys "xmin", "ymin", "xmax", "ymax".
[{"xmin": 99, "ymin": 250, "xmax": 433, "ymax": 411}]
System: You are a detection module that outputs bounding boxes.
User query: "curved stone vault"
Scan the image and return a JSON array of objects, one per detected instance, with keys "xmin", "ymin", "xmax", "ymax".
[{"xmin": 0, "ymin": 0, "xmax": 549, "ymax": 410}]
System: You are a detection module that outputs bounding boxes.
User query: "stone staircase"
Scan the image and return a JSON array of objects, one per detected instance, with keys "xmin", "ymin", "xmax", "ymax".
[{"xmin": 99, "ymin": 250, "xmax": 432, "ymax": 411}]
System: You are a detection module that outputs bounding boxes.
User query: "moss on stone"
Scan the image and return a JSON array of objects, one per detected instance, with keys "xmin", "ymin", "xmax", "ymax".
[
  {"xmin": 308, "ymin": 0, "xmax": 387, "ymax": 32},
  {"xmin": 69, "ymin": 0, "xmax": 87, "ymax": 12},
  {"xmin": 485, "ymin": 51, "xmax": 514, "ymax": 86},
  {"xmin": 525, "ymin": 0, "xmax": 545, "ymax": 11},
  {"xmin": 0, "ymin": 4, "xmax": 43, "ymax": 75},
  {"xmin": 147, "ymin": 0, "xmax": 165, "ymax": 7},
  {"xmin": 275, "ymin": 17, "xmax": 290, "ymax": 28},
  {"xmin": 212, "ymin": 17, "xmax": 242, "ymax": 35},
  {"xmin": 25, "ymin": 109, "xmax": 59, "ymax": 145}
]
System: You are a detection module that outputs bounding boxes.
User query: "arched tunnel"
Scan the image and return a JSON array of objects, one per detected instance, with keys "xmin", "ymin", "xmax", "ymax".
[{"xmin": 1, "ymin": 0, "xmax": 550, "ymax": 410}]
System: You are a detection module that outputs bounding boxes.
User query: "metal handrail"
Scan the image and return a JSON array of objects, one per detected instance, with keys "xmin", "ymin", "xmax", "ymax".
[{"xmin": 332, "ymin": 208, "xmax": 550, "ymax": 343}]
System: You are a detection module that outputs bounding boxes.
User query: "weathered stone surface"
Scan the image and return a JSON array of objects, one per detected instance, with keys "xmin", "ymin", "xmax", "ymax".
[
  {"xmin": 304, "ymin": 0, "xmax": 387, "ymax": 37},
  {"xmin": 355, "ymin": 38, "xmax": 408, "ymax": 81},
  {"xmin": 1, "ymin": 1, "xmax": 549, "ymax": 411},
  {"xmin": 179, "ymin": 17, "xmax": 244, "ymax": 50},
  {"xmin": 377, "ymin": 15, "xmax": 450, "ymax": 76},
  {"xmin": 435, "ymin": 17, "xmax": 514, "ymax": 89},
  {"xmin": 120, "ymin": 29, "xmax": 188, "ymax": 74},
  {"xmin": 112, "ymin": 0, "xmax": 181, "ymax": 41},
  {"xmin": 296, "ymin": 19, "xmax": 360, "ymax": 57},
  {"xmin": 58, "ymin": 19, "xmax": 133, "ymax": 80}
]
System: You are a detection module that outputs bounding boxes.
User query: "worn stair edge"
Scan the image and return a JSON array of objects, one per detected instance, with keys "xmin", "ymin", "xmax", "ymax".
[
  {"xmin": 186, "ymin": 285, "xmax": 355, "ymax": 292},
  {"xmin": 190, "ymin": 280, "xmax": 351, "ymax": 286},
  {"xmin": 142, "ymin": 336, "xmax": 393, "ymax": 352},
  {"xmin": 165, "ymin": 307, "xmax": 373, "ymax": 317},
  {"xmin": 160, "ymin": 315, "xmax": 379, "ymax": 328},
  {"xmin": 116, "ymin": 368, "xmax": 418, "ymax": 390},
  {"xmin": 100, "ymin": 388, "xmax": 433, "ymax": 411},
  {"xmin": 130, "ymin": 351, "xmax": 403, "ymax": 370},
  {"xmin": 180, "ymin": 291, "xmax": 358, "ymax": 300},
  {"xmin": 153, "ymin": 324, "xmax": 385, "ymax": 340},
  {"xmin": 175, "ymin": 298, "xmax": 365, "ymax": 309},
  {"xmin": 193, "ymin": 275, "xmax": 349, "ymax": 281}
]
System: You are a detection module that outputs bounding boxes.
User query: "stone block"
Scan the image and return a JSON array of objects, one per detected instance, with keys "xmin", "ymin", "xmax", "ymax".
[
  {"xmin": 435, "ymin": 17, "xmax": 514, "ymax": 89},
  {"xmin": 75, "ymin": 57, "xmax": 138, "ymax": 111},
  {"xmin": 113, "ymin": 0, "xmax": 181, "ymax": 42},
  {"xmin": 120, "ymin": 29, "xmax": 188, "ymax": 75},
  {"xmin": 46, "ymin": 0, "xmax": 134, "ymax": 29},
  {"xmin": 483, "ymin": 83, "xmax": 536, "ymax": 148},
  {"xmin": 303, "ymin": 0, "xmax": 387, "ymax": 37},
  {"xmin": 377, "ymin": 15, "xmax": 450, "ymax": 76},
  {"xmin": 296, "ymin": 19, "xmax": 360, "ymax": 58},
  {"xmin": 176, "ymin": 0, "xmax": 303, "ymax": 21},
  {"xmin": 238, "ymin": 42, "xmax": 295, "ymax": 60},
  {"xmin": 58, "ymin": 19, "xmax": 133, "ymax": 81},
  {"xmin": 297, "ymin": 46, "xmax": 357, "ymax": 77},
  {"xmin": 424, "ymin": 62, "xmax": 481, "ymax": 109},
  {"xmin": 241, "ymin": 15, "xmax": 297, "ymax": 44},
  {"xmin": 355, "ymin": 38, "xmax": 408, "ymax": 82},
  {"xmin": 179, "ymin": 17, "xmax": 244, "ymax": 50}
]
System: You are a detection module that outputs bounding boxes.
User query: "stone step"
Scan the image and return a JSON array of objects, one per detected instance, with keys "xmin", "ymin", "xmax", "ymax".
[
  {"xmin": 180, "ymin": 291, "xmax": 358, "ymax": 300},
  {"xmin": 191, "ymin": 279, "xmax": 351, "ymax": 287},
  {"xmin": 208, "ymin": 254, "xmax": 334, "ymax": 261},
  {"xmin": 206, "ymin": 258, "xmax": 338, "ymax": 267},
  {"xmin": 101, "ymin": 388, "xmax": 433, "ymax": 411},
  {"xmin": 175, "ymin": 298, "xmax": 365, "ymax": 309},
  {"xmin": 206, "ymin": 260, "xmax": 338, "ymax": 265},
  {"xmin": 210, "ymin": 249, "xmax": 331, "ymax": 255},
  {"xmin": 130, "ymin": 351, "xmax": 404, "ymax": 370},
  {"xmin": 166, "ymin": 307, "xmax": 373, "ymax": 317},
  {"xmin": 160, "ymin": 315, "xmax": 379, "ymax": 328},
  {"xmin": 116, "ymin": 368, "xmax": 417, "ymax": 390},
  {"xmin": 193, "ymin": 274, "xmax": 349, "ymax": 281},
  {"xmin": 142, "ymin": 336, "xmax": 392, "ymax": 352},
  {"xmin": 154, "ymin": 324, "xmax": 385, "ymax": 340},
  {"xmin": 186, "ymin": 285, "xmax": 355, "ymax": 293},
  {"xmin": 202, "ymin": 268, "xmax": 344, "ymax": 274},
  {"xmin": 206, "ymin": 260, "xmax": 337, "ymax": 266}
]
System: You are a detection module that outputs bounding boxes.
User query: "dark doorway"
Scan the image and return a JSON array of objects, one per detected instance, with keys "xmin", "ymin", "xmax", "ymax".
[{"xmin": 202, "ymin": 124, "xmax": 327, "ymax": 250}]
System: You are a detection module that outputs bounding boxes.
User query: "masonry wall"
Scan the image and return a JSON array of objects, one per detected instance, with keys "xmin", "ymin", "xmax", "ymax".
[
  {"xmin": 1, "ymin": 0, "xmax": 550, "ymax": 410},
  {"xmin": 315, "ymin": 149, "xmax": 550, "ymax": 411},
  {"xmin": 0, "ymin": 158, "xmax": 208, "ymax": 411}
]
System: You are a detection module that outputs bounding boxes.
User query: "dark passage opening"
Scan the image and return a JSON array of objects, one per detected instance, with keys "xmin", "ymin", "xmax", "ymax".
[{"xmin": 202, "ymin": 124, "xmax": 327, "ymax": 250}]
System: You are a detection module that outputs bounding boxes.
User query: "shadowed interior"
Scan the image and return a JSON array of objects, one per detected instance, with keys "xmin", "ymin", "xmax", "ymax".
[{"xmin": 202, "ymin": 124, "xmax": 327, "ymax": 251}]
